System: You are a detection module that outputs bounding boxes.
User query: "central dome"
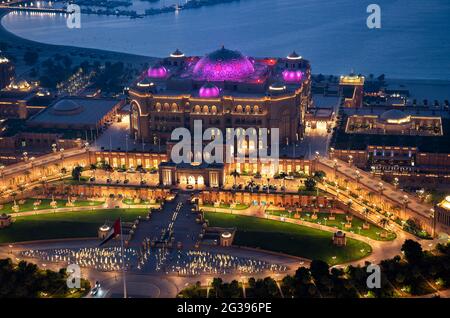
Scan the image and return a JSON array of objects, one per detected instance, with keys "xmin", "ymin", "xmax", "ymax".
[
  {"xmin": 51, "ymin": 100, "xmax": 83, "ymax": 115},
  {"xmin": 193, "ymin": 46, "xmax": 254, "ymax": 81}
]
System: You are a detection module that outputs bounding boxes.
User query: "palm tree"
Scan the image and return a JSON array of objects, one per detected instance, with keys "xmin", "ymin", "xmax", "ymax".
[
  {"xmin": 362, "ymin": 207, "xmax": 370, "ymax": 227},
  {"xmin": 230, "ymin": 169, "xmax": 240, "ymax": 188},
  {"xmin": 278, "ymin": 172, "xmax": 288, "ymax": 191},
  {"xmin": 247, "ymin": 179, "xmax": 256, "ymax": 193},
  {"xmin": 90, "ymin": 164, "xmax": 97, "ymax": 179},
  {"xmin": 39, "ymin": 177, "xmax": 47, "ymax": 195},
  {"xmin": 378, "ymin": 217, "xmax": 390, "ymax": 237}
]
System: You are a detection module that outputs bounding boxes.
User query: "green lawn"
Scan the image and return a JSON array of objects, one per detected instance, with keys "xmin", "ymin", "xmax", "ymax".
[
  {"xmin": 266, "ymin": 211, "xmax": 396, "ymax": 241},
  {"xmin": 202, "ymin": 203, "xmax": 249, "ymax": 210},
  {"xmin": 0, "ymin": 198, "xmax": 104, "ymax": 214},
  {"xmin": 122, "ymin": 199, "xmax": 151, "ymax": 205},
  {"xmin": 205, "ymin": 212, "xmax": 372, "ymax": 265},
  {"xmin": 0, "ymin": 209, "xmax": 147, "ymax": 243}
]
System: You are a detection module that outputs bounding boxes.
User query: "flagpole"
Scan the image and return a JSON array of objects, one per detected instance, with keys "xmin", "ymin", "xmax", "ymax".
[{"xmin": 120, "ymin": 217, "xmax": 127, "ymax": 298}]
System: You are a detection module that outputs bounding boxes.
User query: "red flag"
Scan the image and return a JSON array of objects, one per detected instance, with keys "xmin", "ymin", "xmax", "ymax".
[{"xmin": 99, "ymin": 218, "xmax": 121, "ymax": 246}]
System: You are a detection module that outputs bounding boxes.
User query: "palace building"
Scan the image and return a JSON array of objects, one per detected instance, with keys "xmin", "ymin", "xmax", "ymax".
[{"xmin": 129, "ymin": 47, "xmax": 311, "ymax": 147}]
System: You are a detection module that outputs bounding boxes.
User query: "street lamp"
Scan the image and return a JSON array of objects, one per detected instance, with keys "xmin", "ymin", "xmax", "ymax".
[
  {"xmin": 393, "ymin": 177, "xmax": 399, "ymax": 189},
  {"xmin": 429, "ymin": 208, "xmax": 436, "ymax": 238}
]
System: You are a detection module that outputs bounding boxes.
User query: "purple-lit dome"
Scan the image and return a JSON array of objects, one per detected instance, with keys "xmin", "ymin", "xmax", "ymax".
[
  {"xmin": 199, "ymin": 82, "xmax": 220, "ymax": 98},
  {"xmin": 148, "ymin": 65, "xmax": 167, "ymax": 78},
  {"xmin": 282, "ymin": 70, "xmax": 303, "ymax": 82},
  {"xmin": 193, "ymin": 46, "xmax": 255, "ymax": 81}
]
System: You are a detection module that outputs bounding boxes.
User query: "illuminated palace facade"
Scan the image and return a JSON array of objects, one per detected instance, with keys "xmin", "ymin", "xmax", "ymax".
[{"xmin": 129, "ymin": 47, "xmax": 311, "ymax": 147}]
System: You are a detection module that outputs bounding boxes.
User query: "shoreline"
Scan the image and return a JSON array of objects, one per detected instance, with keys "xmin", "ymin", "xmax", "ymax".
[
  {"xmin": 1, "ymin": 9, "xmax": 449, "ymax": 84},
  {"xmin": 0, "ymin": 9, "xmax": 156, "ymax": 75}
]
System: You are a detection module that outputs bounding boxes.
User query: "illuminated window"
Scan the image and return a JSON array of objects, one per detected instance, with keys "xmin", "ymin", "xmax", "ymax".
[{"xmin": 163, "ymin": 103, "xmax": 170, "ymax": 111}]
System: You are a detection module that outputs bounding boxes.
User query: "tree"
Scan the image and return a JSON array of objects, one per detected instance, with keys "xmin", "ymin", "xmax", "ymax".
[
  {"xmin": 304, "ymin": 177, "xmax": 316, "ymax": 192},
  {"xmin": 24, "ymin": 50, "xmax": 39, "ymax": 65},
  {"xmin": 401, "ymin": 239, "xmax": 423, "ymax": 264},
  {"xmin": 310, "ymin": 260, "xmax": 330, "ymax": 282},
  {"xmin": 230, "ymin": 170, "xmax": 240, "ymax": 188},
  {"xmin": 90, "ymin": 164, "xmax": 97, "ymax": 179},
  {"xmin": 313, "ymin": 170, "xmax": 326, "ymax": 181},
  {"xmin": 71, "ymin": 166, "xmax": 83, "ymax": 181},
  {"xmin": 278, "ymin": 172, "xmax": 288, "ymax": 191},
  {"xmin": 362, "ymin": 207, "xmax": 370, "ymax": 225},
  {"xmin": 294, "ymin": 266, "xmax": 312, "ymax": 284},
  {"xmin": 211, "ymin": 277, "xmax": 223, "ymax": 298}
]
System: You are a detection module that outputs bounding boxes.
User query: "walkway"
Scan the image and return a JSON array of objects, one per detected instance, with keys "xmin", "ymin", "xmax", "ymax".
[{"xmin": 318, "ymin": 157, "xmax": 434, "ymax": 220}]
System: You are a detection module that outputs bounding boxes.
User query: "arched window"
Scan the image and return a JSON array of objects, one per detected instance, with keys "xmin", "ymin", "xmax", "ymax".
[
  {"xmin": 155, "ymin": 102, "xmax": 162, "ymax": 112},
  {"xmin": 194, "ymin": 105, "xmax": 201, "ymax": 113},
  {"xmin": 131, "ymin": 102, "xmax": 140, "ymax": 130},
  {"xmin": 253, "ymin": 105, "xmax": 259, "ymax": 113},
  {"xmin": 171, "ymin": 103, "xmax": 178, "ymax": 112},
  {"xmin": 163, "ymin": 103, "xmax": 170, "ymax": 111},
  {"xmin": 202, "ymin": 105, "xmax": 209, "ymax": 114},
  {"xmin": 245, "ymin": 105, "xmax": 251, "ymax": 114},
  {"xmin": 211, "ymin": 105, "xmax": 217, "ymax": 114},
  {"xmin": 236, "ymin": 105, "xmax": 243, "ymax": 113}
]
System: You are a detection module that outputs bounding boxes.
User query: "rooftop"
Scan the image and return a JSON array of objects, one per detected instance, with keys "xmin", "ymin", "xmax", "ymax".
[
  {"xmin": 133, "ymin": 47, "xmax": 310, "ymax": 98},
  {"xmin": 27, "ymin": 97, "xmax": 120, "ymax": 127},
  {"xmin": 331, "ymin": 114, "xmax": 450, "ymax": 153}
]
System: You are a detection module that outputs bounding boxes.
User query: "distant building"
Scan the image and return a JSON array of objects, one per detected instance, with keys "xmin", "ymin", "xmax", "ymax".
[
  {"xmin": 0, "ymin": 213, "xmax": 12, "ymax": 229},
  {"xmin": 339, "ymin": 74, "xmax": 364, "ymax": 108},
  {"xmin": 27, "ymin": 97, "xmax": 123, "ymax": 131},
  {"xmin": 220, "ymin": 231, "xmax": 234, "ymax": 247},
  {"xmin": 332, "ymin": 230, "xmax": 346, "ymax": 246},
  {"xmin": 436, "ymin": 196, "xmax": 450, "ymax": 234},
  {"xmin": 345, "ymin": 109, "xmax": 443, "ymax": 136},
  {"xmin": 330, "ymin": 107, "xmax": 450, "ymax": 184},
  {"xmin": 0, "ymin": 55, "xmax": 14, "ymax": 90},
  {"xmin": 0, "ymin": 80, "xmax": 53, "ymax": 119}
]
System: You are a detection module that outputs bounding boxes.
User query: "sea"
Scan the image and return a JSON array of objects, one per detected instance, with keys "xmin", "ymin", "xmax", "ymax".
[{"xmin": 2, "ymin": 0, "xmax": 450, "ymax": 80}]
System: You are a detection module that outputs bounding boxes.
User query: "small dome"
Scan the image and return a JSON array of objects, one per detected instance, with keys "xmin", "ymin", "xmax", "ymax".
[
  {"xmin": 193, "ymin": 46, "xmax": 255, "ymax": 81},
  {"xmin": 282, "ymin": 70, "xmax": 303, "ymax": 82},
  {"xmin": 148, "ymin": 65, "xmax": 167, "ymax": 78},
  {"xmin": 137, "ymin": 77, "xmax": 155, "ymax": 88},
  {"xmin": 170, "ymin": 48, "xmax": 184, "ymax": 58},
  {"xmin": 379, "ymin": 109, "xmax": 410, "ymax": 123},
  {"xmin": 199, "ymin": 82, "xmax": 220, "ymax": 98},
  {"xmin": 99, "ymin": 224, "xmax": 110, "ymax": 232},
  {"xmin": 287, "ymin": 51, "xmax": 302, "ymax": 60},
  {"xmin": 221, "ymin": 232, "xmax": 232, "ymax": 239},
  {"xmin": 335, "ymin": 230, "xmax": 345, "ymax": 237},
  {"xmin": 51, "ymin": 99, "xmax": 83, "ymax": 115},
  {"xmin": 269, "ymin": 82, "xmax": 286, "ymax": 91}
]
